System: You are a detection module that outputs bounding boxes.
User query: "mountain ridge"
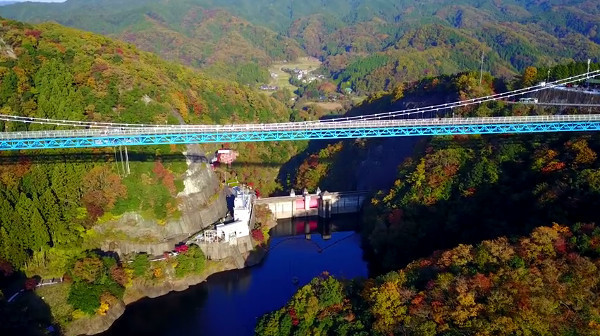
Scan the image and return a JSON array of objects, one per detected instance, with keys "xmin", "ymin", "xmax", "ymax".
[{"xmin": 2, "ymin": 0, "xmax": 599, "ymax": 93}]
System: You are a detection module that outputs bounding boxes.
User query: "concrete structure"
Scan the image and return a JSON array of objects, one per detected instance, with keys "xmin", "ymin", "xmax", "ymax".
[
  {"xmin": 187, "ymin": 186, "xmax": 255, "ymax": 265},
  {"xmin": 215, "ymin": 186, "xmax": 252, "ymax": 242},
  {"xmin": 255, "ymin": 190, "xmax": 369, "ymax": 220}
]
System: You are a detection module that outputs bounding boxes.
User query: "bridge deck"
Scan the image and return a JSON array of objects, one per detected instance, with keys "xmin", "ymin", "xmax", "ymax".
[{"xmin": 1, "ymin": 114, "xmax": 600, "ymax": 150}]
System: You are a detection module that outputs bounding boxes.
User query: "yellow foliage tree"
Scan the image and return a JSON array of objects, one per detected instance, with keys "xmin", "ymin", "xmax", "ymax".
[
  {"xmin": 170, "ymin": 91, "xmax": 189, "ymax": 120},
  {"xmin": 392, "ymin": 84, "xmax": 404, "ymax": 102},
  {"xmin": 97, "ymin": 302, "xmax": 110, "ymax": 316},
  {"xmin": 522, "ymin": 66, "xmax": 538, "ymax": 87}
]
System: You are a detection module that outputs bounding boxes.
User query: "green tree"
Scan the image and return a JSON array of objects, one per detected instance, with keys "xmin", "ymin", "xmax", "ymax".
[
  {"xmin": 38, "ymin": 189, "xmax": 72, "ymax": 245},
  {"xmin": 67, "ymin": 282, "xmax": 102, "ymax": 315},
  {"xmin": 33, "ymin": 58, "xmax": 84, "ymax": 124},
  {"xmin": 131, "ymin": 254, "xmax": 150, "ymax": 277},
  {"xmin": 15, "ymin": 193, "xmax": 49, "ymax": 251}
]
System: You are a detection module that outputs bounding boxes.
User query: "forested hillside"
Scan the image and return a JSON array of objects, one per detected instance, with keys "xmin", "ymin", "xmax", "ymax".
[
  {"xmin": 284, "ymin": 62, "xmax": 600, "ymax": 195},
  {"xmin": 0, "ymin": 17, "xmax": 295, "ymax": 270},
  {"xmin": 0, "ymin": 0, "xmax": 306, "ymax": 85},
  {"xmin": 256, "ymin": 223, "xmax": 600, "ymax": 335},
  {"xmin": 116, "ymin": 8, "xmax": 303, "ymax": 85},
  {"xmin": 2, "ymin": 0, "xmax": 599, "ymax": 93},
  {"xmin": 257, "ymin": 67, "xmax": 600, "ymax": 336}
]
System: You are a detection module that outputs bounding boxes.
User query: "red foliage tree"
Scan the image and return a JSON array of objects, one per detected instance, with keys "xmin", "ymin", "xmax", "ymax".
[
  {"xmin": 554, "ymin": 237, "xmax": 568, "ymax": 254},
  {"xmin": 387, "ymin": 209, "xmax": 404, "ymax": 227},
  {"xmin": 109, "ymin": 266, "xmax": 128, "ymax": 286},
  {"xmin": 24, "ymin": 277, "xmax": 38, "ymax": 290},
  {"xmin": 153, "ymin": 160, "xmax": 177, "ymax": 194},
  {"xmin": 0, "ymin": 259, "xmax": 14, "ymax": 277},
  {"xmin": 472, "ymin": 273, "xmax": 492, "ymax": 293},
  {"xmin": 82, "ymin": 190, "xmax": 106, "ymax": 220},
  {"xmin": 81, "ymin": 166, "xmax": 127, "ymax": 218},
  {"xmin": 252, "ymin": 229, "xmax": 265, "ymax": 243},
  {"xmin": 289, "ymin": 308, "xmax": 299, "ymax": 326},
  {"xmin": 541, "ymin": 161, "xmax": 566, "ymax": 173},
  {"xmin": 153, "ymin": 161, "xmax": 167, "ymax": 179},
  {"xmin": 62, "ymin": 273, "xmax": 73, "ymax": 283},
  {"xmin": 25, "ymin": 29, "xmax": 42, "ymax": 39},
  {"xmin": 175, "ymin": 244, "xmax": 189, "ymax": 253},
  {"xmin": 162, "ymin": 171, "xmax": 177, "ymax": 194}
]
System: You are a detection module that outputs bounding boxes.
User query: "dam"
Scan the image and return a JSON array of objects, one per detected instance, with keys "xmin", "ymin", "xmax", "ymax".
[{"xmin": 255, "ymin": 190, "xmax": 369, "ymax": 220}]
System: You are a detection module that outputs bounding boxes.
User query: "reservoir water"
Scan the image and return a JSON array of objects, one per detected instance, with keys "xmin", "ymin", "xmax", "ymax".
[{"xmin": 101, "ymin": 216, "xmax": 368, "ymax": 336}]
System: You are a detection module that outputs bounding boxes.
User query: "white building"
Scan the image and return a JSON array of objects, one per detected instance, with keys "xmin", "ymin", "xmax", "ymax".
[{"xmin": 215, "ymin": 186, "xmax": 253, "ymax": 244}]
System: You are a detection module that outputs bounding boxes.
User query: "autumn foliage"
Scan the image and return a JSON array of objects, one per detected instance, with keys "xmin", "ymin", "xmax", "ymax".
[
  {"xmin": 67, "ymin": 253, "xmax": 126, "ymax": 315},
  {"xmin": 0, "ymin": 259, "xmax": 14, "ymax": 277},
  {"xmin": 24, "ymin": 278, "xmax": 38, "ymax": 290},
  {"xmin": 251, "ymin": 229, "xmax": 265, "ymax": 243},
  {"xmin": 257, "ymin": 224, "xmax": 600, "ymax": 335},
  {"xmin": 153, "ymin": 161, "xmax": 177, "ymax": 195}
]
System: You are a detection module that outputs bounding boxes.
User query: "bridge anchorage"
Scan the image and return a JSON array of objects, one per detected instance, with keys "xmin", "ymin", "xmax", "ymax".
[{"xmin": 1, "ymin": 71, "xmax": 600, "ymax": 151}]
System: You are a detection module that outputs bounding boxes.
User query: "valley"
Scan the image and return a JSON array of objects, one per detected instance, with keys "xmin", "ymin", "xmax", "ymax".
[
  {"xmin": 0, "ymin": 1, "xmax": 599, "ymax": 335},
  {"xmin": 266, "ymin": 57, "xmax": 321, "ymax": 97}
]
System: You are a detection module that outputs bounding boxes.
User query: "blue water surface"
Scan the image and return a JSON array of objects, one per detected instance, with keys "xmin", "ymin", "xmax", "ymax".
[{"xmin": 101, "ymin": 216, "xmax": 368, "ymax": 336}]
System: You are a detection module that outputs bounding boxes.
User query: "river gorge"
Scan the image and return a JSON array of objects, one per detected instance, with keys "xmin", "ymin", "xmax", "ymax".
[{"xmin": 99, "ymin": 216, "xmax": 368, "ymax": 336}]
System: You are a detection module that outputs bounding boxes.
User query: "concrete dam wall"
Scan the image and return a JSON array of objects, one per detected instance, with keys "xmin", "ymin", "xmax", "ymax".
[{"xmin": 255, "ymin": 191, "xmax": 369, "ymax": 220}]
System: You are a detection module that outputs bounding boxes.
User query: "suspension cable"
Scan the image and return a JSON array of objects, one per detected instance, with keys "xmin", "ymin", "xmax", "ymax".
[{"xmin": 0, "ymin": 70, "xmax": 598, "ymax": 129}]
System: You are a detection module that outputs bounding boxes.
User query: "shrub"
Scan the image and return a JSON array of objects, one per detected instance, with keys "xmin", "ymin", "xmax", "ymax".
[
  {"xmin": 67, "ymin": 282, "xmax": 102, "ymax": 315},
  {"xmin": 174, "ymin": 245, "xmax": 205, "ymax": 277},
  {"xmin": 131, "ymin": 254, "xmax": 150, "ymax": 277}
]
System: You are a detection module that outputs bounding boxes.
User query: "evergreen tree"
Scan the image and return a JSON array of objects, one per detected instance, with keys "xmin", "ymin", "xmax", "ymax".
[
  {"xmin": 15, "ymin": 193, "xmax": 49, "ymax": 251},
  {"xmin": 38, "ymin": 189, "xmax": 68, "ymax": 245},
  {"xmin": 0, "ymin": 71, "xmax": 17, "ymax": 106},
  {"xmin": 33, "ymin": 59, "xmax": 84, "ymax": 125},
  {"xmin": 21, "ymin": 165, "xmax": 49, "ymax": 198}
]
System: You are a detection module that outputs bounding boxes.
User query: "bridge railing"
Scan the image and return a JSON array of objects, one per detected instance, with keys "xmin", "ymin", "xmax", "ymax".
[{"xmin": 2, "ymin": 114, "xmax": 600, "ymax": 140}]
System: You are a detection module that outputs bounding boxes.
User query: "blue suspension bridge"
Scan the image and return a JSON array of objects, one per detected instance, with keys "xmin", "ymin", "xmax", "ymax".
[{"xmin": 1, "ymin": 71, "xmax": 600, "ymax": 151}]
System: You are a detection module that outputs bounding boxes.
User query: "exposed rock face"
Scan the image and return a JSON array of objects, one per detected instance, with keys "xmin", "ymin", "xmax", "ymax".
[
  {"xmin": 64, "ymin": 259, "xmax": 238, "ymax": 336},
  {"xmin": 65, "ymin": 300, "xmax": 126, "ymax": 336},
  {"xmin": 63, "ymin": 205, "xmax": 279, "ymax": 336},
  {"xmin": 534, "ymin": 87, "xmax": 600, "ymax": 106},
  {"xmin": 122, "ymin": 260, "xmax": 238, "ymax": 305},
  {"xmin": 95, "ymin": 144, "xmax": 228, "ymax": 256}
]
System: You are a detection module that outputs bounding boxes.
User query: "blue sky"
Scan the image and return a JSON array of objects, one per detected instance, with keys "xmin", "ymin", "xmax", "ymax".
[{"xmin": 8, "ymin": 0, "xmax": 67, "ymax": 2}]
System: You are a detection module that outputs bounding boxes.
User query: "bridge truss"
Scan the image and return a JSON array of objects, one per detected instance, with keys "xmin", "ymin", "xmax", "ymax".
[
  {"xmin": 1, "ymin": 115, "xmax": 600, "ymax": 150},
  {"xmin": 1, "ymin": 71, "xmax": 600, "ymax": 151}
]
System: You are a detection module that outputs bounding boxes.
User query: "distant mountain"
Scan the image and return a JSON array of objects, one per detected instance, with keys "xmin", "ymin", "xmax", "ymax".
[
  {"xmin": 111, "ymin": 7, "xmax": 303, "ymax": 85},
  {"xmin": 0, "ymin": 0, "xmax": 304, "ymax": 84},
  {"xmin": 1, "ymin": 0, "xmax": 599, "ymax": 92},
  {"xmin": 0, "ymin": 1, "xmax": 18, "ymax": 6}
]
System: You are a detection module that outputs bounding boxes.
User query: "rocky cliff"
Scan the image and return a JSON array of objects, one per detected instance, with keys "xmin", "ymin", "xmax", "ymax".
[
  {"xmin": 95, "ymin": 144, "xmax": 228, "ymax": 256},
  {"xmin": 534, "ymin": 87, "xmax": 600, "ymax": 107},
  {"xmin": 64, "ymin": 258, "xmax": 238, "ymax": 336}
]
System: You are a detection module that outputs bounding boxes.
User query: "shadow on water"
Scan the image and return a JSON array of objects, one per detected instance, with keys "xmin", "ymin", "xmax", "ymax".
[{"xmin": 100, "ymin": 215, "xmax": 368, "ymax": 336}]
